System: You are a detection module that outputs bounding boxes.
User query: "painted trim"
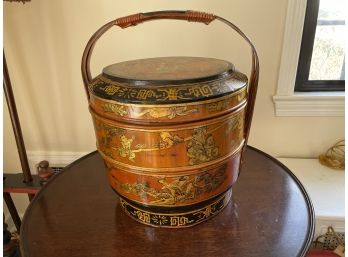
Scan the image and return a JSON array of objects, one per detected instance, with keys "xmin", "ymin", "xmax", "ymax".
[
  {"xmin": 27, "ymin": 151, "xmax": 90, "ymax": 173},
  {"xmin": 315, "ymin": 218, "xmax": 345, "ymax": 239},
  {"xmin": 273, "ymin": 0, "xmax": 345, "ymax": 117},
  {"xmin": 273, "ymin": 93, "xmax": 345, "ymax": 116},
  {"xmin": 276, "ymin": 0, "xmax": 307, "ymax": 96},
  {"xmin": 276, "ymin": 157, "xmax": 345, "ymax": 238}
]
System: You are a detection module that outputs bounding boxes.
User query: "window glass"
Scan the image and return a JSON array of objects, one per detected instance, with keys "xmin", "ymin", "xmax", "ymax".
[{"xmin": 308, "ymin": 0, "xmax": 345, "ymax": 80}]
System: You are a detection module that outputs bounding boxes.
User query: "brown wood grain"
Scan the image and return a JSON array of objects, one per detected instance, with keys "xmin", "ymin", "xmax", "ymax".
[
  {"xmin": 3, "ymin": 174, "xmax": 41, "ymax": 194},
  {"xmin": 20, "ymin": 146, "xmax": 314, "ymax": 257}
]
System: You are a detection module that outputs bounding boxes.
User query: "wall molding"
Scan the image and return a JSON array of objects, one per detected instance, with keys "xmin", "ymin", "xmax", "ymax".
[
  {"xmin": 315, "ymin": 217, "xmax": 345, "ymax": 239},
  {"xmin": 276, "ymin": 0, "xmax": 307, "ymax": 96},
  {"xmin": 277, "ymin": 157, "xmax": 345, "ymax": 238},
  {"xmin": 4, "ymin": 151, "xmax": 90, "ymax": 232},
  {"xmin": 27, "ymin": 151, "xmax": 90, "ymax": 173},
  {"xmin": 273, "ymin": 93, "xmax": 345, "ymax": 116}
]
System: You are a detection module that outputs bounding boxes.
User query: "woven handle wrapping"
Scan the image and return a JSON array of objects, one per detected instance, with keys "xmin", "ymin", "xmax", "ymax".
[{"xmin": 81, "ymin": 10, "xmax": 259, "ymax": 164}]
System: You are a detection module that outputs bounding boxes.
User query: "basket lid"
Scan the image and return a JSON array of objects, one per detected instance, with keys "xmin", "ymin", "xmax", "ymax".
[{"xmin": 89, "ymin": 56, "xmax": 247, "ymax": 104}]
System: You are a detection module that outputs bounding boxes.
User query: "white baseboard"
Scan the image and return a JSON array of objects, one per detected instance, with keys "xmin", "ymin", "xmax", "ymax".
[
  {"xmin": 315, "ymin": 217, "xmax": 345, "ymax": 239},
  {"xmin": 4, "ymin": 151, "xmax": 89, "ymax": 232},
  {"xmin": 27, "ymin": 151, "xmax": 90, "ymax": 174},
  {"xmin": 277, "ymin": 158, "xmax": 345, "ymax": 239}
]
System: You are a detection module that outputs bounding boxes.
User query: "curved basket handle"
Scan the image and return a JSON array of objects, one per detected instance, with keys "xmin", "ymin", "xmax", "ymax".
[
  {"xmin": 81, "ymin": 10, "xmax": 259, "ymax": 161},
  {"xmin": 81, "ymin": 11, "xmax": 216, "ymax": 90}
]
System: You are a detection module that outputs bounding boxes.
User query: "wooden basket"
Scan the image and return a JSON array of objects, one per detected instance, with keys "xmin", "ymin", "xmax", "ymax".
[{"xmin": 81, "ymin": 10, "xmax": 259, "ymax": 228}]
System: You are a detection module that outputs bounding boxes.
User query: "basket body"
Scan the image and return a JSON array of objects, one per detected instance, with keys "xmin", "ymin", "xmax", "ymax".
[{"xmin": 88, "ymin": 57, "xmax": 248, "ymax": 227}]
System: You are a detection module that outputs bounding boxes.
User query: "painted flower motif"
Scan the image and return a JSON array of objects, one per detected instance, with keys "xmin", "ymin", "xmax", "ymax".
[
  {"xmin": 151, "ymin": 215, "xmax": 168, "ymax": 225},
  {"xmin": 187, "ymin": 127, "xmax": 219, "ymax": 165},
  {"xmin": 102, "ymin": 103, "xmax": 128, "ymax": 116}
]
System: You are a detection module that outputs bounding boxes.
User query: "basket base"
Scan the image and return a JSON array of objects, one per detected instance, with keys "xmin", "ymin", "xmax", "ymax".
[{"xmin": 119, "ymin": 189, "xmax": 232, "ymax": 228}]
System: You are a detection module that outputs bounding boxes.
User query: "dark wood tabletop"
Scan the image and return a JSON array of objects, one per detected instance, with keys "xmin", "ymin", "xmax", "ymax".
[{"xmin": 20, "ymin": 146, "xmax": 314, "ymax": 257}]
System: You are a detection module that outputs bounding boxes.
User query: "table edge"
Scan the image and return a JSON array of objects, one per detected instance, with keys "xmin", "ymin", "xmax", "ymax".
[
  {"xmin": 20, "ymin": 147, "xmax": 315, "ymax": 257},
  {"xmin": 19, "ymin": 151, "xmax": 98, "ymax": 257},
  {"xmin": 247, "ymin": 146, "xmax": 315, "ymax": 257}
]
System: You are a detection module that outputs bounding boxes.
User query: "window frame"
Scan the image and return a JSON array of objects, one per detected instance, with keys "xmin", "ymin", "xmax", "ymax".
[
  {"xmin": 295, "ymin": 0, "xmax": 345, "ymax": 92},
  {"xmin": 272, "ymin": 0, "xmax": 344, "ymax": 117}
]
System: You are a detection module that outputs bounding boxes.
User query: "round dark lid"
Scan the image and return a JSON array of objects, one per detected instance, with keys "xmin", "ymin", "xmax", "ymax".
[
  {"xmin": 102, "ymin": 57, "xmax": 234, "ymax": 85},
  {"xmin": 90, "ymin": 56, "xmax": 247, "ymax": 104}
]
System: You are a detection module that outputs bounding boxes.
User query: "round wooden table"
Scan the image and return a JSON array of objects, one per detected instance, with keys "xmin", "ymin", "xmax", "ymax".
[{"xmin": 20, "ymin": 146, "xmax": 314, "ymax": 257}]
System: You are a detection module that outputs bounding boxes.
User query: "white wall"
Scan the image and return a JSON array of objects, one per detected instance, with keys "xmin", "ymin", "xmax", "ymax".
[{"xmin": 3, "ymin": 0, "xmax": 344, "ymax": 221}]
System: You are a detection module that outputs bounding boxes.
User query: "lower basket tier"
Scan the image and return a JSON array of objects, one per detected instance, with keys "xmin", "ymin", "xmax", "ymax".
[
  {"xmin": 119, "ymin": 189, "xmax": 232, "ymax": 228},
  {"xmin": 106, "ymin": 151, "xmax": 241, "ymax": 208}
]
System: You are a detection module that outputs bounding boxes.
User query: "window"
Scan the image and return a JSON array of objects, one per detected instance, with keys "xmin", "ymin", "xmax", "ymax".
[
  {"xmin": 295, "ymin": 0, "xmax": 345, "ymax": 92},
  {"xmin": 273, "ymin": 0, "xmax": 344, "ymax": 117}
]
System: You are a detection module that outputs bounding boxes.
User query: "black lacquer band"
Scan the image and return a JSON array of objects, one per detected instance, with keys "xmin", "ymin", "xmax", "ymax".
[{"xmin": 119, "ymin": 189, "xmax": 232, "ymax": 228}]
